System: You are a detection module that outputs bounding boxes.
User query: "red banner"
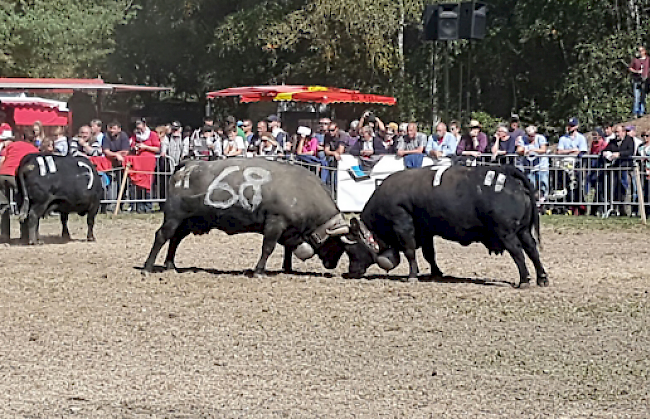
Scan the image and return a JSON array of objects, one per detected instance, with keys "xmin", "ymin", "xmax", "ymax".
[{"xmin": 124, "ymin": 155, "xmax": 156, "ymax": 191}]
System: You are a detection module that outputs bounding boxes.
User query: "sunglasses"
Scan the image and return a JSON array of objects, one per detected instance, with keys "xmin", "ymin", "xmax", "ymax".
[{"xmin": 328, "ymin": 129, "xmax": 337, "ymax": 132}]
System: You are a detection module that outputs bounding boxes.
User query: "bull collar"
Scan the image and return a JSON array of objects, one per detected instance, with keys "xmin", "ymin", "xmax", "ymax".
[
  {"xmin": 310, "ymin": 213, "xmax": 349, "ymax": 246},
  {"xmin": 357, "ymin": 219, "xmax": 380, "ymax": 253}
]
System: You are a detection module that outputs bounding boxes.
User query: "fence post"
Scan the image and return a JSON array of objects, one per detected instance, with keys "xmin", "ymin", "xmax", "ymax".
[
  {"xmin": 634, "ymin": 164, "xmax": 647, "ymax": 225},
  {"xmin": 113, "ymin": 163, "xmax": 131, "ymax": 216}
]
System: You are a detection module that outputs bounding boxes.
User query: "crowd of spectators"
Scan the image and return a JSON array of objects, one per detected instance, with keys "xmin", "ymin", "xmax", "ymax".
[{"xmin": 1, "ymin": 110, "xmax": 649, "ymax": 217}]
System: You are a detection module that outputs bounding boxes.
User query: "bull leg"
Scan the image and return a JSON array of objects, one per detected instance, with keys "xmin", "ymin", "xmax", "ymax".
[
  {"xmin": 144, "ymin": 218, "xmax": 181, "ymax": 272},
  {"xmin": 394, "ymin": 218, "xmax": 419, "ymax": 281},
  {"xmin": 163, "ymin": 221, "xmax": 191, "ymax": 271},
  {"xmin": 27, "ymin": 204, "xmax": 47, "ymax": 245},
  {"xmin": 500, "ymin": 233, "xmax": 531, "ymax": 288},
  {"xmin": 60, "ymin": 212, "xmax": 71, "ymax": 241},
  {"xmin": 422, "ymin": 238, "xmax": 443, "ymax": 278},
  {"xmin": 86, "ymin": 201, "xmax": 99, "ymax": 242},
  {"xmin": 518, "ymin": 231, "xmax": 549, "ymax": 287},
  {"xmin": 282, "ymin": 245, "xmax": 294, "ymax": 273},
  {"xmin": 253, "ymin": 218, "xmax": 286, "ymax": 276}
]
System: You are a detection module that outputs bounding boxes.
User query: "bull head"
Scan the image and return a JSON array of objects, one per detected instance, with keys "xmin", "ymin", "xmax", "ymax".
[{"xmin": 348, "ymin": 218, "xmax": 399, "ymax": 272}]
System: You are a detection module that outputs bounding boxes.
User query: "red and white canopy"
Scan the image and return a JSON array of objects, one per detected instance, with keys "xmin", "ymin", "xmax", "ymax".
[{"xmin": 207, "ymin": 85, "xmax": 396, "ymax": 105}]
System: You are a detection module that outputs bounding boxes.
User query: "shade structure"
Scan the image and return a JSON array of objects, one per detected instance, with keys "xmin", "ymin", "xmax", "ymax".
[
  {"xmin": 1, "ymin": 95, "xmax": 70, "ymax": 126},
  {"xmin": 0, "ymin": 77, "xmax": 171, "ymax": 94},
  {"xmin": 207, "ymin": 85, "xmax": 396, "ymax": 105}
]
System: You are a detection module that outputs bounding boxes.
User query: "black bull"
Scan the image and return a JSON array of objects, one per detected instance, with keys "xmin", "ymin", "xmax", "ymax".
[
  {"xmin": 144, "ymin": 159, "xmax": 362, "ymax": 274},
  {"xmin": 345, "ymin": 164, "xmax": 549, "ymax": 287},
  {"xmin": 16, "ymin": 154, "xmax": 103, "ymax": 244}
]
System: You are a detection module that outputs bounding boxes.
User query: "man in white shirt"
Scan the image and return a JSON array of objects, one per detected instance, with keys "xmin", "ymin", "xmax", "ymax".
[{"xmin": 557, "ymin": 118, "xmax": 588, "ymax": 155}]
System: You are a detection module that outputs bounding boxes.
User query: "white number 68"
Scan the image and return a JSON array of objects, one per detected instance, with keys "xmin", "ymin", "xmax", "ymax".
[{"xmin": 205, "ymin": 166, "xmax": 271, "ymax": 211}]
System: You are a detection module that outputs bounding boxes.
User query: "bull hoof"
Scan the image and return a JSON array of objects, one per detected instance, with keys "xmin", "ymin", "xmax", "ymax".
[
  {"xmin": 401, "ymin": 276, "xmax": 418, "ymax": 283},
  {"xmin": 516, "ymin": 281, "xmax": 531, "ymax": 289},
  {"xmin": 86, "ymin": 236, "xmax": 96, "ymax": 242},
  {"xmin": 164, "ymin": 261, "xmax": 176, "ymax": 271},
  {"xmin": 537, "ymin": 275, "xmax": 549, "ymax": 287}
]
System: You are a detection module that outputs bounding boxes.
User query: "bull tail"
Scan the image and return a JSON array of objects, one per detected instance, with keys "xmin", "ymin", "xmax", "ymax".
[
  {"xmin": 505, "ymin": 165, "xmax": 541, "ymax": 250},
  {"xmin": 17, "ymin": 164, "xmax": 30, "ymax": 222}
]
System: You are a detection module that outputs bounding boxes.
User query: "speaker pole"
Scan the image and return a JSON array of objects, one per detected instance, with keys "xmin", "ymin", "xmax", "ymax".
[
  {"xmin": 444, "ymin": 40, "xmax": 450, "ymax": 123},
  {"xmin": 430, "ymin": 42, "xmax": 437, "ymax": 133},
  {"xmin": 467, "ymin": 38, "xmax": 472, "ymax": 117}
]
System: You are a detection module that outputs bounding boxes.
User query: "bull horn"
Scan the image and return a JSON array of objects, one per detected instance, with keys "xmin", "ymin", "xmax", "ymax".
[
  {"xmin": 340, "ymin": 236, "xmax": 357, "ymax": 245},
  {"xmin": 325, "ymin": 225, "xmax": 350, "ymax": 236}
]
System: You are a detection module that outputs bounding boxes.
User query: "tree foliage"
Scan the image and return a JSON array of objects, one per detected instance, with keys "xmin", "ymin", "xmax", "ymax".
[{"xmin": 2, "ymin": 0, "xmax": 650, "ymax": 131}]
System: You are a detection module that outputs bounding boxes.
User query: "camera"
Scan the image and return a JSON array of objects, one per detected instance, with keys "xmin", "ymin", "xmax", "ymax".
[{"xmin": 367, "ymin": 112, "xmax": 376, "ymax": 123}]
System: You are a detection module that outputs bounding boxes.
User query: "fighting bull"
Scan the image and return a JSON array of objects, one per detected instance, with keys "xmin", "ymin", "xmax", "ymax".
[
  {"xmin": 16, "ymin": 154, "xmax": 103, "ymax": 244},
  {"xmin": 345, "ymin": 164, "xmax": 549, "ymax": 288},
  {"xmin": 143, "ymin": 159, "xmax": 361, "ymax": 274}
]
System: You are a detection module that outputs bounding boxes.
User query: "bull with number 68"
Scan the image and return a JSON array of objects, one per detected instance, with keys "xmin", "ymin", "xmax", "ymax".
[{"xmin": 144, "ymin": 159, "xmax": 365, "ymax": 275}]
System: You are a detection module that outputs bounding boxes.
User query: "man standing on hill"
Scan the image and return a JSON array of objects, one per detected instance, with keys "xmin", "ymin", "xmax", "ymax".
[{"xmin": 629, "ymin": 45, "xmax": 650, "ymax": 118}]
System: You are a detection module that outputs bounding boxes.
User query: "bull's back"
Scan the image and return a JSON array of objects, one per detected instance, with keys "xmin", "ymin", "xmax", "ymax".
[
  {"xmin": 363, "ymin": 165, "xmax": 532, "ymax": 240},
  {"xmin": 168, "ymin": 159, "xmax": 339, "ymax": 229}
]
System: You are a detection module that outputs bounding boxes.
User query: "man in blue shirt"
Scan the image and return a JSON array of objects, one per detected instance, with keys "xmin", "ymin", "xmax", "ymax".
[
  {"xmin": 426, "ymin": 122, "xmax": 457, "ymax": 159},
  {"xmin": 557, "ymin": 117, "xmax": 588, "ymax": 155}
]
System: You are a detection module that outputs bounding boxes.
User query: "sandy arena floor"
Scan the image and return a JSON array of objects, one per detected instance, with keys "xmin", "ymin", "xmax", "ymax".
[{"xmin": 0, "ymin": 214, "xmax": 648, "ymax": 418}]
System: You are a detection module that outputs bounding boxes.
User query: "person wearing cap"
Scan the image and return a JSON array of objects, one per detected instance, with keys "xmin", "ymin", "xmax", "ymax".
[
  {"xmin": 558, "ymin": 118, "xmax": 588, "ymax": 155},
  {"xmin": 0, "ymin": 132, "xmax": 38, "ymax": 241},
  {"xmin": 508, "ymin": 115, "xmax": 525, "ymax": 145},
  {"xmin": 294, "ymin": 126, "xmax": 328, "ymax": 181},
  {"xmin": 161, "ymin": 121, "xmax": 186, "ymax": 168},
  {"xmin": 629, "ymin": 45, "xmax": 650, "ymax": 118},
  {"xmin": 267, "ymin": 114, "xmax": 289, "ymax": 153},
  {"xmin": 516, "ymin": 125, "xmax": 549, "ymax": 200},
  {"xmin": 456, "ymin": 120, "xmax": 488, "ymax": 158}
]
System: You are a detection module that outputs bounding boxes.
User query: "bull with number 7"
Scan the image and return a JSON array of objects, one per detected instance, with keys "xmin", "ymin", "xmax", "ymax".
[
  {"xmin": 343, "ymin": 164, "xmax": 549, "ymax": 288},
  {"xmin": 144, "ymin": 159, "xmax": 366, "ymax": 275}
]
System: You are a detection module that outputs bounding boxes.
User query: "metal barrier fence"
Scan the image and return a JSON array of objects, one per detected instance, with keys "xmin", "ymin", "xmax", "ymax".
[{"xmin": 6, "ymin": 153, "xmax": 649, "ymax": 218}]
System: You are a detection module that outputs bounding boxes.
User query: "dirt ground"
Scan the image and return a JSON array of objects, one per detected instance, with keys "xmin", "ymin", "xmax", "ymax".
[{"xmin": 0, "ymin": 214, "xmax": 648, "ymax": 418}]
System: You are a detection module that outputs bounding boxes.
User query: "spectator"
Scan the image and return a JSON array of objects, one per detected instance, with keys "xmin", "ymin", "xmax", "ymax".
[
  {"xmin": 517, "ymin": 125, "xmax": 549, "ymax": 200},
  {"xmin": 257, "ymin": 131, "xmax": 278, "ymax": 156},
  {"xmin": 491, "ymin": 124, "xmax": 517, "ymax": 160},
  {"xmin": 129, "ymin": 119, "xmax": 161, "ymax": 213},
  {"xmin": 590, "ymin": 128, "xmax": 609, "ymax": 155},
  {"xmin": 323, "ymin": 122, "xmax": 346, "ymax": 183},
  {"xmin": 315, "ymin": 117, "xmax": 331, "ymax": 145},
  {"xmin": 508, "ymin": 114, "xmax": 525, "ymax": 144},
  {"xmin": 359, "ymin": 111, "xmax": 386, "ymax": 134},
  {"xmin": 155, "ymin": 125, "xmax": 168, "ymax": 149},
  {"xmin": 376, "ymin": 123, "xmax": 397, "ymax": 154},
  {"xmin": 628, "ymin": 45, "xmax": 649, "ymax": 118},
  {"xmin": 396, "ymin": 122, "xmax": 426, "ymax": 168},
  {"xmin": 557, "ymin": 118, "xmax": 588, "ymax": 155},
  {"xmin": 604, "ymin": 123, "xmax": 616, "ymax": 142},
  {"xmin": 268, "ymin": 115, "xmax": 289, "ymax": 153},
  {"xmin": 427, "ymin": 122, "xmax": 449, "ymax": 158},
  {"xmin": 222, "ymin": 124, "xmax": 245, "ymax": 157},
  {"xmin": 181, "ymin": 125, "xmax": 192, "ymax": 156},
  {"xmin": 103, "ymin": 121, "xmax": 131, "ymax": 212},
  {"xmin": 349, "ymin": 119, "xmax": 360, "ymax": 139},
  {"xmin": 33, "ymin": 120, "xmax": 45, "ymax": 148},
  {"xmin": 625, "ymin": 125, "xmax": 643, "ymax": 206},
  {"xmin": 350, "ymin": 126, "xmax": 392, "ymax": 172},
  {"xmin": 0, "ymin": 111, "xmax": 12, "ymax": 141},
  {"xmin": 247, "ymin": 120, "xmax": 268, "ymax": 155},
  {"xmin": 52, "ymin": 127, "xmax": 69, "ymax": 156},
  {"xmin": 188, "ymin": 126, "xmax": 218, "ymax": 160},
  {"xmin": 39, "ymin": 137, "xmax": 54, "ymax": 153},
  {"xmin": 90, "ymin": 119, "xmax": 105, "ymax": 146},
  {"xmin": 457, "ymin": 119, "xmax": 488, "ymax": 158},
  {"xmin": 637, "ymin": 131, "xmax": 650, "ymax": 215},
  {"xmin": 70, "ymin": 125, "xmax": 103, "ymax": 157},
  {"xmin": 599, "ymin": 125, "xmax": 635, "ymax": 216},
  {"xmin": 295, "ymin": 126, "xmax": 327, "ymax": 180},
  {"xmin": 161, "ymin": 121, "xmax": 186, "ymax": 168},
  {"xmin": 0, "ymin": 132, "xmax": 38, "ymax": 241},
  {"xmin": 241, "ymin": 119, "xmax": 254, "ymax": 144},
  {"xmin": 397, "ymin": 122, "xmax": 408, "ymax": 141},
  {"xmin": 225, "ymin": 116, "xmax": 246, "ymax": 142}
]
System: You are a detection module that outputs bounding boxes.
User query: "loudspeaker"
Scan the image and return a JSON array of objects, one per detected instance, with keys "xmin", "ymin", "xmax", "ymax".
[
  {"xmin": 437, "ymin": 3, "xmax": 460, "ymax": 40},
  {"xmin": 459, "ymin": 1, "xmax": 487, "ymax": 39}
]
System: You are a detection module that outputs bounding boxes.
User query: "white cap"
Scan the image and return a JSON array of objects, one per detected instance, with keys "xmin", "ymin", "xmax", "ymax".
[
  {"xmin": 297, "ymin": 126, "xmax": 311, "ymax": 137},
  {"xmin": 0, "ymin": 130, "xmax": 14, "ymax": 140}
]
